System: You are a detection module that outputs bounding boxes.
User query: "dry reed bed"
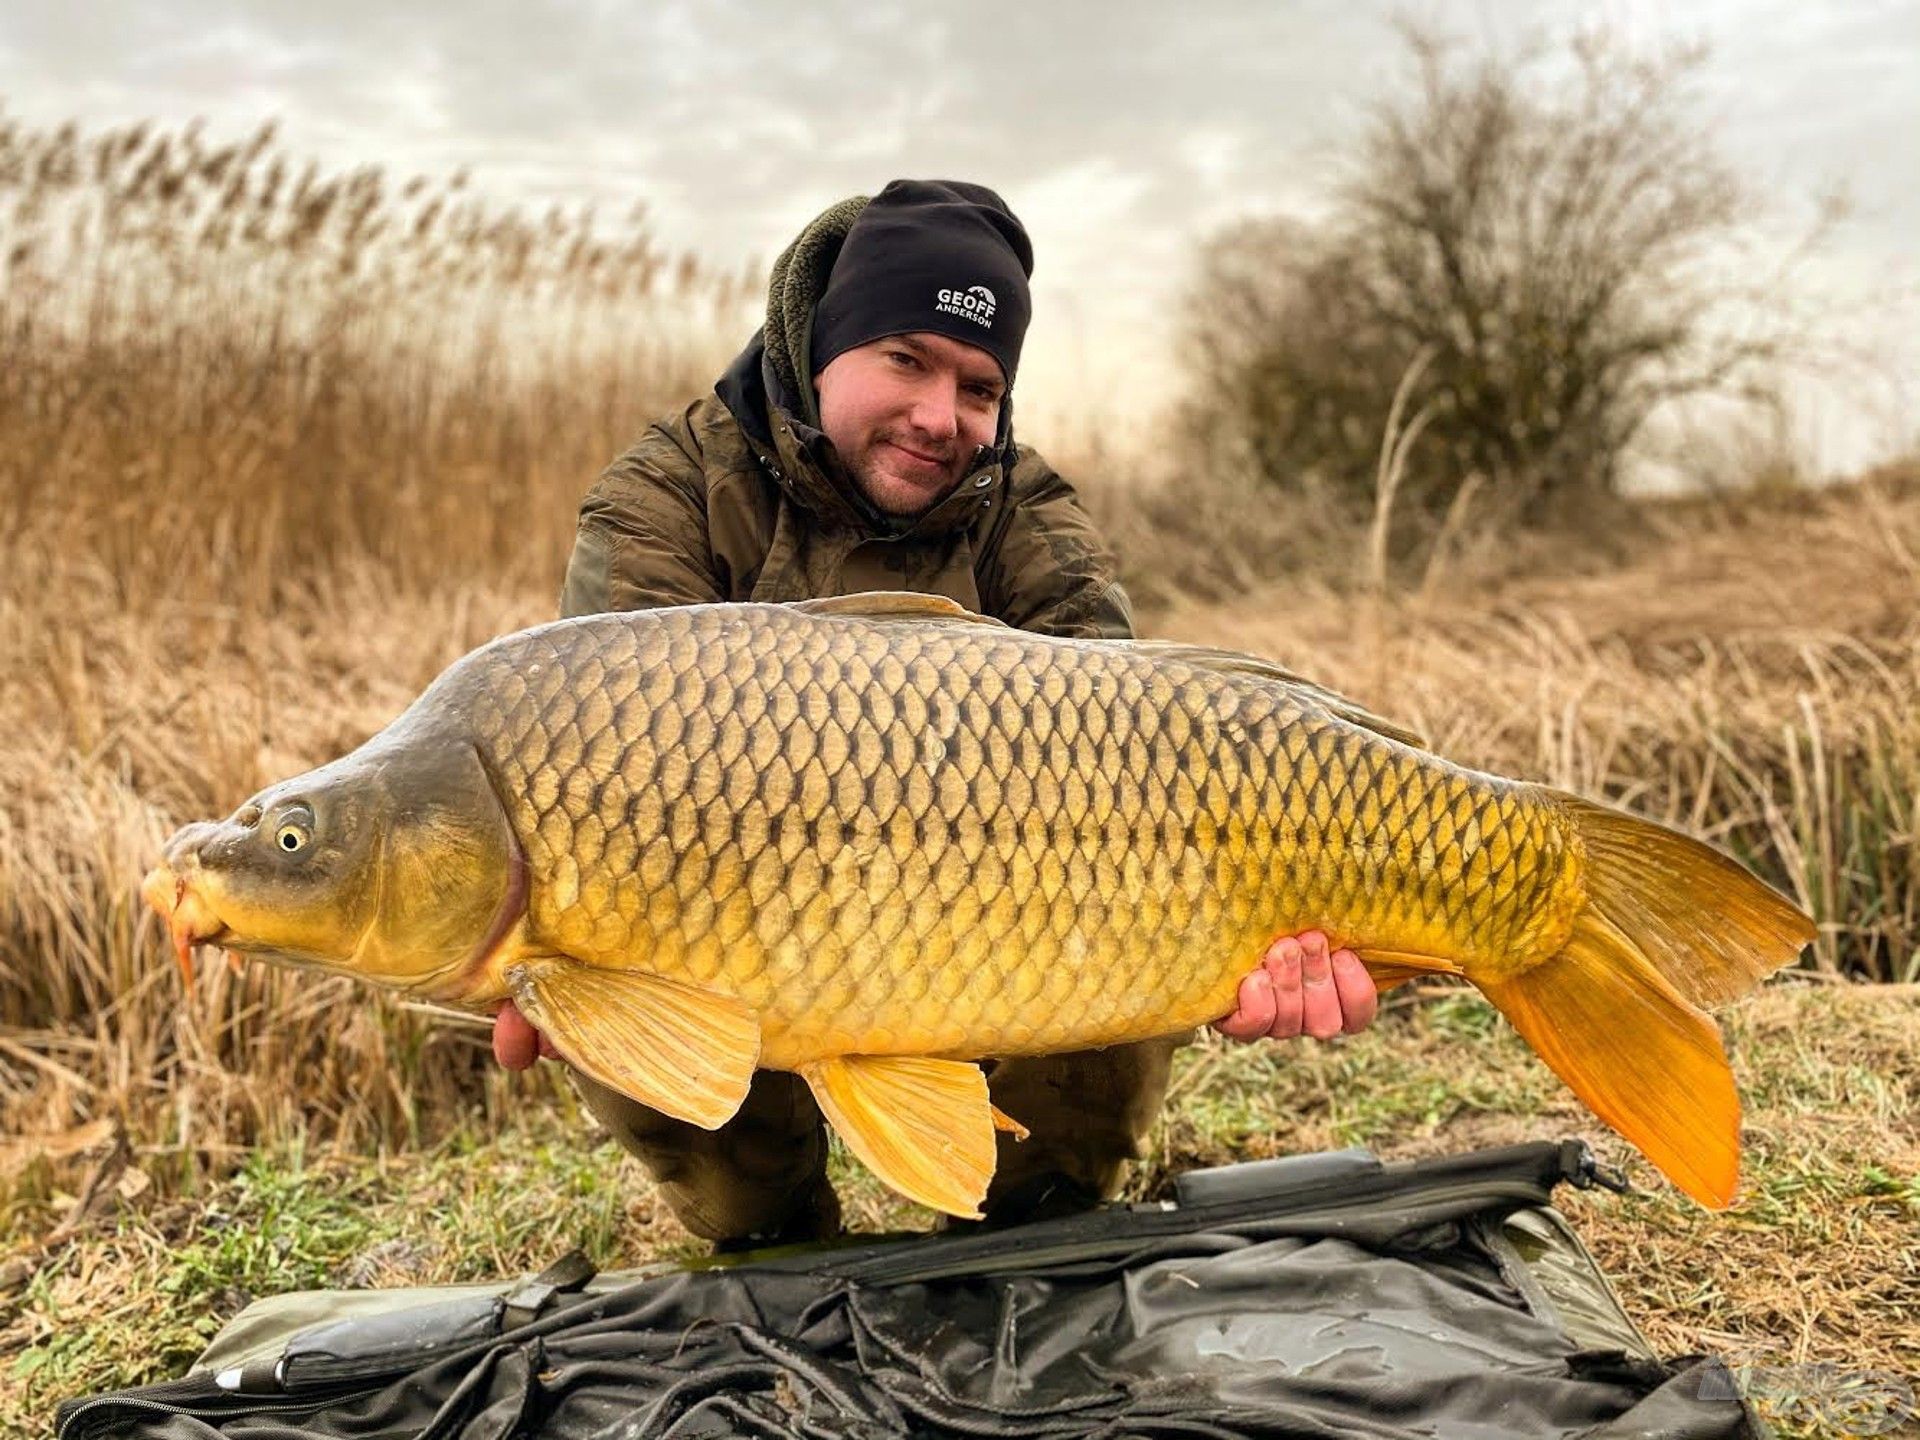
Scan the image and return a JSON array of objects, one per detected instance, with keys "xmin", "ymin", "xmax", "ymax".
[
  {"xmin": 6, "ymin": 481, "xmax": 1916, "ymax": 1160},
  {"xmin": 3, "ymin": 111, "xmax": 1916, "ymax": 1173},
  {"xmin": 1, "ymin": 564, "xmax": 554, "ymax": 1153},
  {"xmin": 0, "ymin": 112, "xmax": 750, "ymax": 606},
  {"xmin": 0, "ymin": 113, "xmax": 736, "ymax": 1153}
]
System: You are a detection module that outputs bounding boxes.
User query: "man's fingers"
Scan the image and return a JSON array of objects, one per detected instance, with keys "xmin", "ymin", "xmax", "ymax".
[
  {"xmin": 1263, "ymin": 936, "xmax": 1304, "ymax": 1039},
  {"xmin": 1297, "ymin": 931, "xmax": 1343, "ymax": 1040},
  {"xmin": 1331, "ymin": 949, "xmax": 1378, "ymax": 1034},
  {"xmin": 492, "ymin": 1000, "xmax": 541, "ymax": 1071},
  {"xmin": 1214, "ymin": 969, "xmax": 1278, "ymax": 1042},
  {"xmin": 1173, "ymin": 929, "xmax": 1381, "ymax": 1048}
]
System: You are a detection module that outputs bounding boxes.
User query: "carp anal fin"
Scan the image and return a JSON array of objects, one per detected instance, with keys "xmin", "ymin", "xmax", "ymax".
[
  {"xmin": 509, "ymin": 960, "xmax": 760, "ymax": 1130},
  {"xmin": 799, "ymin": 1055, "xmax": 998, "ymax": 1219},
  {"xmin": 1129, "ymin": 641, "xmax": 1427, "ymax": 749},
  {"xmin": 1352, "ymin": 946, "xmax": 1466, "ymax": 993},
  {"xmin": 789, "ymin": 593, "xmax": 1009, "ymax": 627}
]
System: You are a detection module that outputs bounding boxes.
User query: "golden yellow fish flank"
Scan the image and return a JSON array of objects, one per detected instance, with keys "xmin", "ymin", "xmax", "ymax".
[{"xmin": 143, "ymin": 594, "xmax": 1815, "ymax": 1218}]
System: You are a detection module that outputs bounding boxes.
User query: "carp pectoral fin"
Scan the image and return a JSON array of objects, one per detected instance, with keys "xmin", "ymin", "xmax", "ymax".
[
  {"xmin": 509, "ymin": 961, "xmax": 760, "ymax": 1131},
  {"xmin": 1479, "ymin": 911, "xmax": 1741, "ymax": 1210},
  {"xmin": 789, "ymin": 593, "xmax": 1008, "ymax": 628},
  {"xmin": 798, "ymin": 1056, "xmax": 997, "ymax": 1220}
]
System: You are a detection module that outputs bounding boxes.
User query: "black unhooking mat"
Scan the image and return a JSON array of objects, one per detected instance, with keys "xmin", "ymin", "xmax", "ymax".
[{"xmin": 56, "ymin": 1141, "xmax": 1760, "ymax": 1438}]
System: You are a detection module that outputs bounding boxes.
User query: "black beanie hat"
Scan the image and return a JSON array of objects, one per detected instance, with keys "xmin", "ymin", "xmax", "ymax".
[{"xmin": 808, "ymin": 179, "xmax": 1034, "ymax": 386}]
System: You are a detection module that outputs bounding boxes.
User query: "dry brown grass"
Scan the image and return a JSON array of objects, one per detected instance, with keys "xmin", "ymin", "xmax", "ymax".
[
  {"xmin": 6, "ymin": 983, "xmax": 1911, "ymax": 1433},
  {"xmin": 0, "ymin": 114, "xmax": 739, "ymax": 1155},
  {"xmin": 2, "ymin": 112, "xmax": 1915, "ymax": 1212},
  {"xmin": 1147, "ymin": 469, "xmax": 1920, "ymax": 985},
  {"xmin": 0, "ymin": 113, "xmax": 751, "ymax": 606}
]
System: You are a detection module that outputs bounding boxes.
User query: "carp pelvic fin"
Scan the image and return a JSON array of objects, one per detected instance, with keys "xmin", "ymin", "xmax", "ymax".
[
  {"xmin": 789, "ymin": 593, "xmax": 1008, "ymax": 627},
  {"xmin": 508, "ymin": 960, "xmax": 760, "ymax": 1130},
  {"xmin": 798, "ymin": 1055, "xmax": 998, "ymax": 1219}
]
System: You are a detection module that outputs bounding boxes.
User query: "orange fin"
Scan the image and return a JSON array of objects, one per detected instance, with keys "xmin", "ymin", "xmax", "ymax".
[
  {"xmin": 1470, "ymin": 794, "xmax": 1812, "ymax": 1207},
  {"xmin": 789, "ymin": 593, "xmax": 1006, "ymax": 627},
  {"xmin": 1355, "ymin": 946, "xmax": 1466, "ymax": 990},
  {"xmin": 1481, "ymin": 909, "xmax": 1742, "ymax": 1208},
  {"xmin": 1560, "ymin": 795, "xmax": 1816, "ymax": 1007},
  {"xmin": 799, "ymin": 1055, "xmax": 997, "ymax": 1219},
  {"xmin": 1127, "ymin": 643, "xmax": 1428, "ymax": 748},
  {"xmin": 509, "ymin": 960, "xmax": 760, "ymax": 1130}
]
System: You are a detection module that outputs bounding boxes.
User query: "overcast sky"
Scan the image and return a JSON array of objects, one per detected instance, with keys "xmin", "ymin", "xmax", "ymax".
[{"xmin": 3, "ymin": 0, "xmax": 1915, "ymax": 469}]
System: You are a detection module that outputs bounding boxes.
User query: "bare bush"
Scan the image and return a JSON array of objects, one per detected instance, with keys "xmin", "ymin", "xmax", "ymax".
[{"xmin": 1179, "ymin": 25, "xmax": 1828, "ymax": 538}]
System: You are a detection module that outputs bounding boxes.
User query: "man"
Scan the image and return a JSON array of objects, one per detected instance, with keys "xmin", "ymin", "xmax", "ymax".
[{"xmin": 494, "ymin": 180, "xmax": 1378, "ymax": 1248}]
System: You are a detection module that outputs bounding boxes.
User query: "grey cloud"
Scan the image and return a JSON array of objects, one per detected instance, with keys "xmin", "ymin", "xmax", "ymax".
[
  {"xmin": 1, "ymin": 0, "xmax": 1913, "ymax": 454},
  {"xmin": 5, "ymin": 1, "xmax": 1911, "ymax": 234}
]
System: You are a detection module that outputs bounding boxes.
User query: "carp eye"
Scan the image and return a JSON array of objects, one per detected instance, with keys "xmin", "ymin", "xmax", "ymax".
[{"xmin": 273, "ymin": 811, "xmax": 313, "ymax": 854}]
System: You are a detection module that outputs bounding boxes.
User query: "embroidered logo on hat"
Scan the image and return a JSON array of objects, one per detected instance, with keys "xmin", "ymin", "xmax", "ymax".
[{"xmin": 935, "ymin": 284, "xmax": 997, "ymax": 328}]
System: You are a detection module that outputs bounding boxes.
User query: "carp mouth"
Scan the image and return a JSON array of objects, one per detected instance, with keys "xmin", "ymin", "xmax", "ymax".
[{"xmin": 140, "ymin": 863, "xmax": 236, "ymax": 986}]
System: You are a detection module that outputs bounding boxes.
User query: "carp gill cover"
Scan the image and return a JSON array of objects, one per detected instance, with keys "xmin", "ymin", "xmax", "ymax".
[{"xmin": 143, "ymin": 594, "xmax": 1814, "ymax": 1217}]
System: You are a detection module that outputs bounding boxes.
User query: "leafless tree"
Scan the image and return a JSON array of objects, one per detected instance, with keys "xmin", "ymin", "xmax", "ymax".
[{"xmin": 1180, "ymin": 24, "xmax": 1830, "ymax": 534}]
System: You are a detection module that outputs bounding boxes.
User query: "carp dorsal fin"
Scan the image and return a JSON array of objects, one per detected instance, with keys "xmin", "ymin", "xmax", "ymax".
[
  {"xmin": 508, "ymin": 959, "xmax": 760, "ymax": 1129},
  {"xmin": 789, "ymin": 595, "xmax": 1422, "ymax": 746},
  {"xmin": 789, "ymin": 592, "xmax": 1008, "ymax": 627},
  {"xmin": 798, "ymin": 1055, "xmax": 1000, "ymax": 1219},
  {"xmin": 1130, "ymin": 641, "xmax": 1428, "ymax": 750}
]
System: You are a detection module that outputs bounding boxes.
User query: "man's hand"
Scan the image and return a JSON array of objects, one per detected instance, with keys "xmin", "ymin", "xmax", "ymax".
[
  {"xmin": 1212, "ymin": 931, "xmax": 1378, "ymax": 1043},
  {"xmin": 493, "ymin": 999, "xmax": 558, "ymax": 1070}
]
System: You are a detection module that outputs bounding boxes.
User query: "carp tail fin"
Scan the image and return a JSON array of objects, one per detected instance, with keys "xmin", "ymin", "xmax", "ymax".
[
  {"xmin": 1560, "ymin": 796, "xmax": 1816, "ymax": 1008},
  {"xmin": 1480, "ymin": 801, "xmax": 1813, "ymax": 1209},
  {"xmin": 1481, "ymin": 916, "xmax": 1742, "ymax": 1208}
]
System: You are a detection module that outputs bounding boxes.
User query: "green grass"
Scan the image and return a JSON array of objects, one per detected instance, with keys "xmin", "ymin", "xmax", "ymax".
[
  {"xmin": 0, "ymin": 1129, "xmax": 707, "ymax": 1422},
  {"xmin": 4, "ymin": 982, "xmax": 1915, "ymax": 1436}
]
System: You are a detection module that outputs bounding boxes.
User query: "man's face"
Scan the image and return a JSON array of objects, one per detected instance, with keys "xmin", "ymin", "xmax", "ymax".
[{"xmin": 814, "ymin": 331, "xmax": 1006, "ymax": 518}]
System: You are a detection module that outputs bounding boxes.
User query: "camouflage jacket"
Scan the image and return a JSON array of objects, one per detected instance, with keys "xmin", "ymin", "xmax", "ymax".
[{"xmin": 558, "ymin": 333, "xmax": 1134, "ymax": 638}]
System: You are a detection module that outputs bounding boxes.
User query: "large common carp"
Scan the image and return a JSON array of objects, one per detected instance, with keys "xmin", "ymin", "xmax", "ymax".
[{"xmin": 143, "ymin": 595, "xmax": 1813, "ymax": 1216}]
